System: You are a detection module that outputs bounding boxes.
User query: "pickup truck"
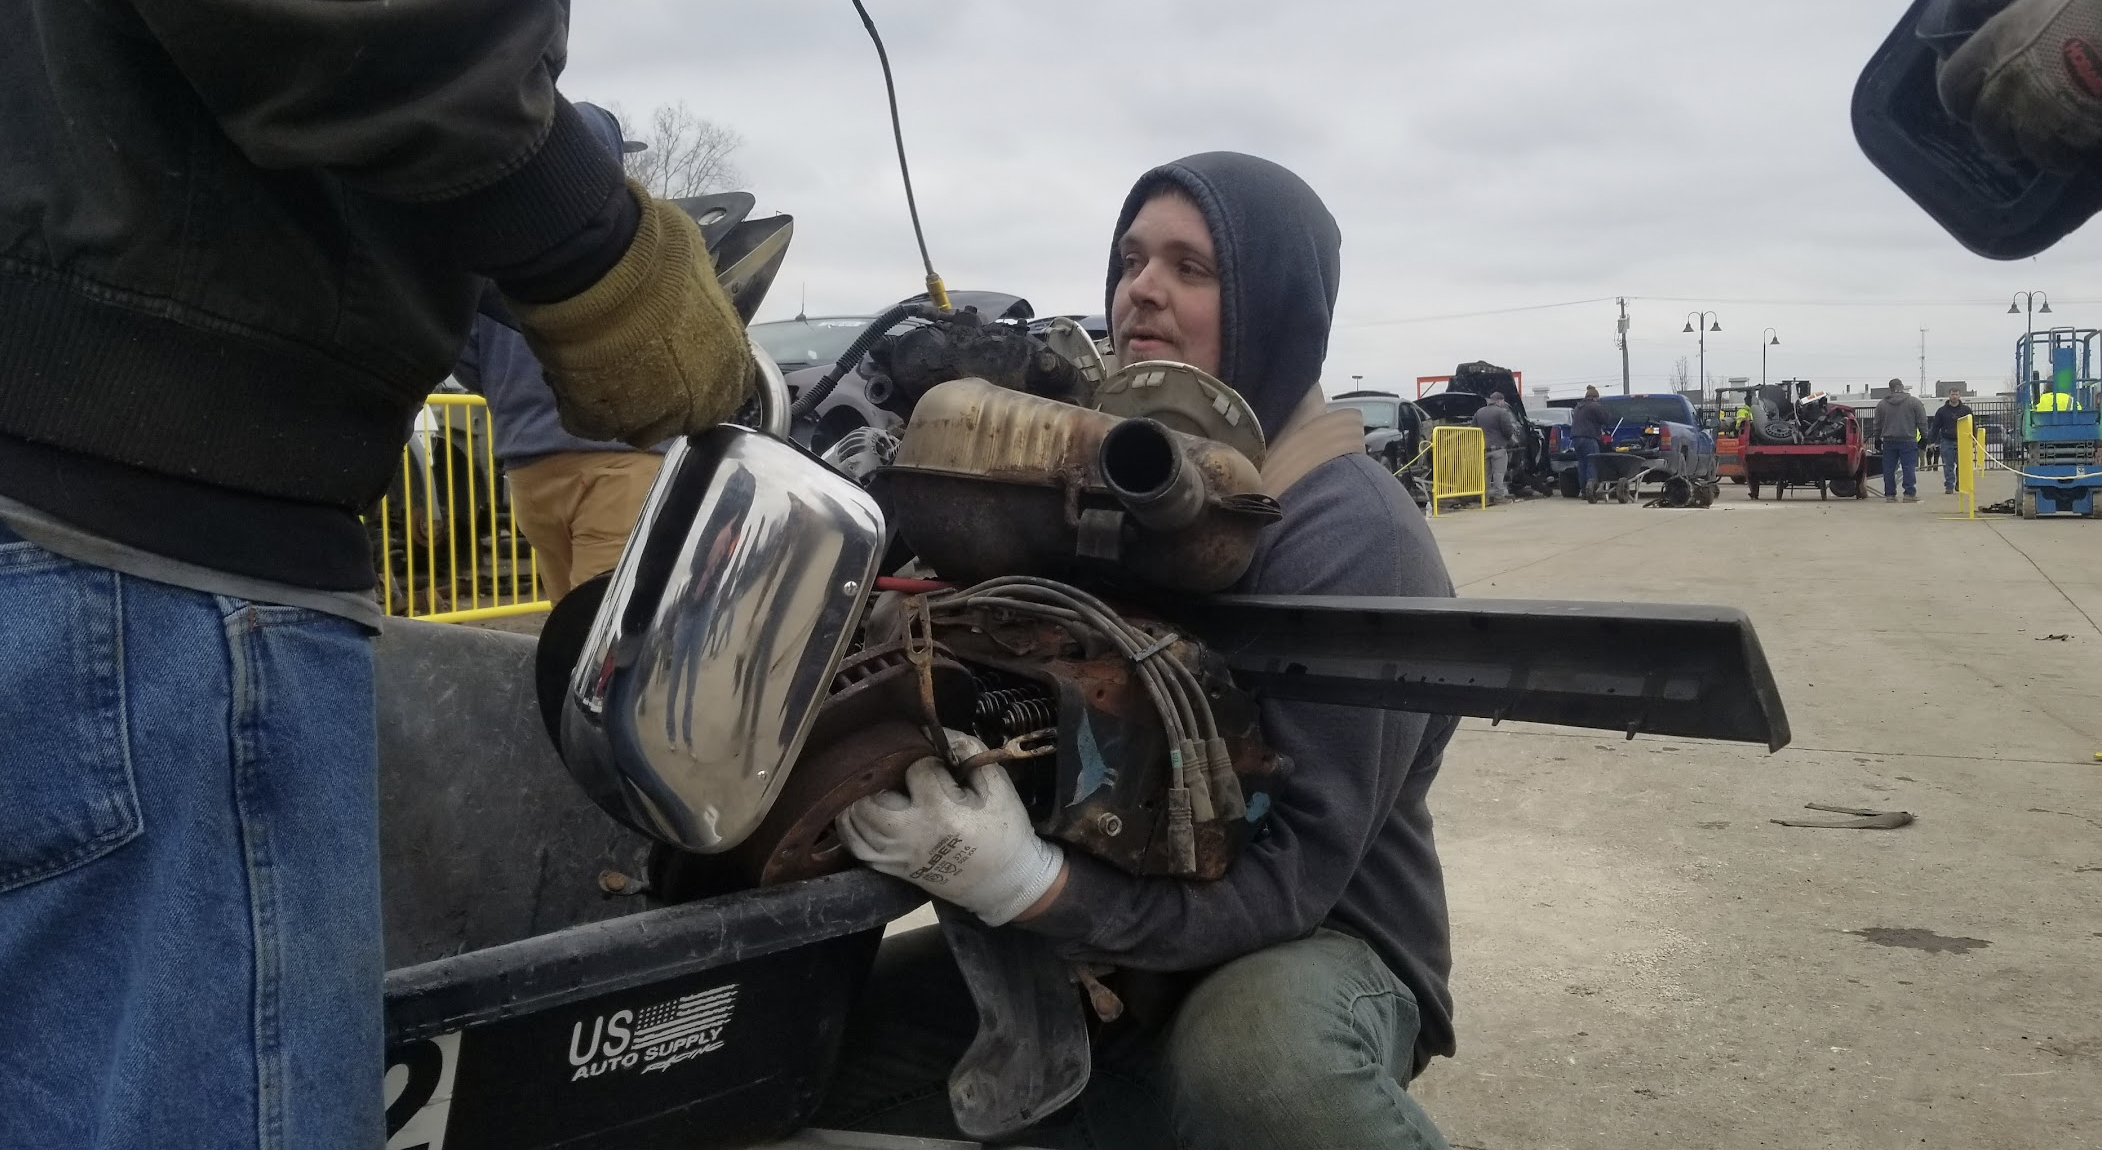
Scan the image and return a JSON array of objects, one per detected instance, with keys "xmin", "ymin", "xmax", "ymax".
[{"xmin": 1548, "ymin": 393, "xmax": 1716, "ymax": 496}]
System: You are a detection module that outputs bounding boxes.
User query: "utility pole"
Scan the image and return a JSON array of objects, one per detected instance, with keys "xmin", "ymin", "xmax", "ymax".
[
  {"xmin": 1919, "ymin": 328, "xmax": 1927, "ymax": 393},
  {"xmin": 1617, "ymin": 297, "xmax": 1631, "ymax": 396}
]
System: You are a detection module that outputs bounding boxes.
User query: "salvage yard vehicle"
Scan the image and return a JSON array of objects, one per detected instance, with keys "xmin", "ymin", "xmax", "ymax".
[
  {"xmin": 1329, "ymin": 388, "xmax": 1430, "ymax": 503},
  {"xmin": 1568, "ymin": 393, "xmax": 1720, "ymax": 506},
  {"xmin": 1740, "ymin": 382, "xmax": 1869, "ymax": 501},
  {"xmin": 1414, "ymin": 362, "xmax": 1559, "ymax": 498},
  {"xmin": 2010, "ymin": 334, "xmax": 2102, "ymax": 518}
]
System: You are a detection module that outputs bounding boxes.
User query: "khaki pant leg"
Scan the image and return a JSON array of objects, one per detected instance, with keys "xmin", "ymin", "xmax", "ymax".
[
  {"xmin": 503, "ymin": 454, "xmax": 589, "ymax": 600},
  {"xmin": 564, "ymin": 453, "xmax": 663, "ymax": 593}
]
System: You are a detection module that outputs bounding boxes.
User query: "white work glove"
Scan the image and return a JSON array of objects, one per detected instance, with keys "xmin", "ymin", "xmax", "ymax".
[
  {"xmin": 836, "ymin": 741, "xmax": 1065, "ymax": 927},
  {"xmin": 1931, "ymin": 0, "xmax": 2102, "ymax": 170}
]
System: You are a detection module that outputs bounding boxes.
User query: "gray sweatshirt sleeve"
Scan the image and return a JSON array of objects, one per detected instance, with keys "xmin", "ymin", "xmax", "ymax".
[{"xmin": 1017, "ymin": 453, "xmax": 1455, "ymax": 970}]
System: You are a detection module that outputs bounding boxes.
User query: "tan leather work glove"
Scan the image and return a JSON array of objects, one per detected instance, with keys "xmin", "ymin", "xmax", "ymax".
[{"xmin": 513, "ymin": 180, "xmax": 753, "ymax": 447}]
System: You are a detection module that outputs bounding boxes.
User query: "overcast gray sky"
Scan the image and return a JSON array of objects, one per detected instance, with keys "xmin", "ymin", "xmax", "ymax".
[{"xmin": 565, "ymin": 1, "xmax": 2102, "ymax": 400}]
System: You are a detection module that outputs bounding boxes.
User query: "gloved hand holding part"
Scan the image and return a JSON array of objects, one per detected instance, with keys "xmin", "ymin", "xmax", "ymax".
[
  {"xmin": 836, "ymin": 743, "xmax": 1066, "ymax": 927},
  {"xmin": 1930, "ymin": 0, "xmax": 2102, "ymax": 170},
  {"xmin": 511, "ymin": 179, "xmax": 754, "ymax": 448}
]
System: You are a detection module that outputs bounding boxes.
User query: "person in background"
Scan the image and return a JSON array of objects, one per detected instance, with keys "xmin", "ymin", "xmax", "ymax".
[
  {"xmin": 1875, "ymin": 379, "xmax": 1930, "ymax": 503},
  {"xmin": 455, "ymin": 102, "xmax": 671, "ymax": 601},
  {"xmin": 2035, "ymin": 377, "xmax": 2076, "ymax": 411},
  {"xmin": 1928, "ymin": 389, "xmax": 1974, "ymax": 495},
  {"xmin": 1472, "ymin": 390, "xmax": 1521, "ymax": 505},
  {"xmin": 1571, "ymin": 386, "xmax": 1611, "ymax": 501}
]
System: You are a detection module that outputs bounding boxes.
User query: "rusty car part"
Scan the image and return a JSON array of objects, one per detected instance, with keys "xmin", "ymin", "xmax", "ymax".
[
  {"xmin": 645, "ymin": 641, "xmax": 976, "ymax": 895},
  {"xmin": 866, "ymin": 306, "xmax": 1085, "ymax": 414},
  {"xmin": 958, "ymin": 729, "xmax": 1059, "ymax": 772},
  {"xmin": 731, "ymin": 720, "xmax": 938, "ymax": 885},
  {"xmin": 1091, "ymin": 359, "xmax": 1266, "ymax": 468},
  {"xmin": 921, "ymin": 578, "xmax": 1287, "ymax": 879},
  {"xmin": 870, "ymin": 378, "xmax": 1280, "ymax": 593}
]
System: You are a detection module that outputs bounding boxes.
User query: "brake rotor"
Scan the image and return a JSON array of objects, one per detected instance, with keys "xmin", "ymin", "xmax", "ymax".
[
  {"xmin": 725, "ymin": 639, "xmax": 976, "ymax": 885},
  {"xmin": 730, "ymin": 719, "xmax": 937, "ymax": 885}
]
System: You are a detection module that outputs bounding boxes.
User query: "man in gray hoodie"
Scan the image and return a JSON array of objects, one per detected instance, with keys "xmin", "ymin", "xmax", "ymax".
[
  {"xmin": 1876, "ymin": 379, "xmax": 1930, "ymax": 503},
  {"xmin": 822, "ymin": 153, "xmax": 1457, "ymax": 1150},
  {"xmin": 1473, "ymin": 390, "xmax": 1522, "ymax": 504}
]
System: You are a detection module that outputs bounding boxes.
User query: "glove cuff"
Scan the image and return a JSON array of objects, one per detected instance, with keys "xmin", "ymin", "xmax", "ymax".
[{"xmin": 976, "ymin": 837, "xmax": 1066, "ymax": 927}]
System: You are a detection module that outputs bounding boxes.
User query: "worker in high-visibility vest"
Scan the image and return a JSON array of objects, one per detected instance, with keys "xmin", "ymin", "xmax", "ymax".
[{"xmin": 2038, "ymin": 348, "xmax": 2080, "ymax": 411}]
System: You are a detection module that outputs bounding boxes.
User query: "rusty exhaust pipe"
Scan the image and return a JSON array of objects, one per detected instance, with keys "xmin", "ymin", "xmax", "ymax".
[{"xmin": 1099, "ymin": 418, "xmax": 1207, "ymax": 531}]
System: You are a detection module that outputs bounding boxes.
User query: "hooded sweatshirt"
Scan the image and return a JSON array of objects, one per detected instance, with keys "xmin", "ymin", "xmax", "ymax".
[
  {"xmin": 1875, "ymin": 390, "xmax": 1929, "ymax": 443},
  {"xmin": 1021, "ymin": 152, "xmax": 1459, "ymax": 1072}
]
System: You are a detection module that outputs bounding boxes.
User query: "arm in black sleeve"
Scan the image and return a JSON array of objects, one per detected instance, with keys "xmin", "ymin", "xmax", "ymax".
[
  {"xmin": 453, "ymin": 319, "xmax": 486, "ymax": 394},
  {"xmin": 1017, "ymin": 454, "xmax": 1455, "ymax": 970},
  {"xmin": 127, "ymin": 0, "xmax": 635, "ymax": 299}
]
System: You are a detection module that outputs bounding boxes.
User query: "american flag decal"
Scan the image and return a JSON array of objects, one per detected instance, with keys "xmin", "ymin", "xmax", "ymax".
[{"xmin": 632, "ymin": 985, "xmax": 739, "ymax": 1052}]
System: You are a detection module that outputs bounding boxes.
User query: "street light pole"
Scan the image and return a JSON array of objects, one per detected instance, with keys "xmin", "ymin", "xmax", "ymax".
[
  {"xmin": 1683, "ymin": 311, "xmax": 1720, "ymax": 401},
  {"xmin": 1761, "ymin": 327, "xmax": 1779, "ymax": 390},
  {"xmin": 2009, "ymin": 291, "xmax": 2051, "ymax": 386}
]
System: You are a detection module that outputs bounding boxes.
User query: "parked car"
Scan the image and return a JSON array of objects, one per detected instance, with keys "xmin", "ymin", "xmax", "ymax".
[
  {"xmin": 1328, "ymin": 389, "xmax": 1431, "ymax": 504},
  {"xmin": 1413, "ymin": 362, "xmax": 1559, "ymax": 497},
  {"xmin": 750, "ymin": 291, "xmax": 1035, "ymax": 452},
  {"xmin": 1547, "ymin": 394, "xmax": 1716, "ymax": 497}
]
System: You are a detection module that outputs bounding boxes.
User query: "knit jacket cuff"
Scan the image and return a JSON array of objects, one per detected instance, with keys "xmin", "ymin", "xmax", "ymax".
[{"xmin": 426, "ymin": 98, "xmax": 639, "ymax": 302}]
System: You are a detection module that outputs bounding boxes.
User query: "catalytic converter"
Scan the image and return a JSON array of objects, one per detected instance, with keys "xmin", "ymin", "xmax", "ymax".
[{"xmin": 870, "ymin": 378, "xmax": 1280, "ymax": 593}]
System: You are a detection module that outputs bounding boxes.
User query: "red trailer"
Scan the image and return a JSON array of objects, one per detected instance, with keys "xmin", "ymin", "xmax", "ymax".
[{"xmin": 1743, "ymin": 392, "xmax": 1868, "ymax": 500}]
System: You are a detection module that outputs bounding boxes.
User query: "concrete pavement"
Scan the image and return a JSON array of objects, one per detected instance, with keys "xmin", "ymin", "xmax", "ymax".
[{"xmin": 1411, "ymin": 476, "xmax": 2102, "ymax": 1149}]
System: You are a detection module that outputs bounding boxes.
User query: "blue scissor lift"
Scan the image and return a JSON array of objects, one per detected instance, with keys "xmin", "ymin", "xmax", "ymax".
[{"xmin": 2014, "ymin": 329, "xmax": 2102, "ymax": 519}]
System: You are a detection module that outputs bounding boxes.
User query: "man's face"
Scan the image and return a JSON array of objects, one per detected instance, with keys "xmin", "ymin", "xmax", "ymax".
[{"xmin": 1111, "ymin": 192, "xmax": 1222, "ymax": 376}]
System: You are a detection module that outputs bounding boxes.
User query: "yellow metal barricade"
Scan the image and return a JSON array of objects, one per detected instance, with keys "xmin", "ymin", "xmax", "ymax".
[
  {"xmin": 368, "ymin": 394, "xmax": 552, "ymax": 622},
  {"xmin": 1942, "ymin": 415, "xmax": 1989, "ymax": 521},
  {"xmin": 1429, "ymin": 425, "xmax": 1487, "ymax": 516}
]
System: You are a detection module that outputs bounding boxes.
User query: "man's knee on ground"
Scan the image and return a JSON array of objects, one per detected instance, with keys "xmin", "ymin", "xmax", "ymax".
[{"xmin": 1160, "ymin": 935, "xmax": 1416, "ymax": 1119}]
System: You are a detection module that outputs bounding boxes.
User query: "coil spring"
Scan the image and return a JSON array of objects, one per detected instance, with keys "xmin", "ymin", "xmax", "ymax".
[
  {"xmin": 997, "ymin": 697, "xmax": 1057, "ymax": 737},
  {"xmin": 969, "ymin": 687, "xmax": 1027, "ymax": 723}
]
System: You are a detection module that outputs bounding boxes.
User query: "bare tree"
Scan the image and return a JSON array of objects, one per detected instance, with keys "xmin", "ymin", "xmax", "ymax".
[
  {"xmin": 616, "ymin": 101, "xmax": 745, "ymax": 198},
  {"xmin": 1671, "ymin": 357, "xmax": 1691, "ymax": 392}
]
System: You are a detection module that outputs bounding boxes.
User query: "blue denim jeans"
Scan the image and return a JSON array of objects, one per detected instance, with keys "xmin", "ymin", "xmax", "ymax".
[
  {"xmin": 1574, "ymin": 438, "xmax": 1601, "ymax": 488},
  {"xmin": 0, "ymin": 524, "xmax": 382, "ymax": 1150},
  {"xmin": 1881, "ymin": 438, "xmax": 1919, "ymax": 498},
  {"xmin": 816, "ymin": 927, "xmax": 1449, "ymax": 1150},
  {"xmin": 1940, "ymin": 437, "xmax": 1959, "ymax": 491}
]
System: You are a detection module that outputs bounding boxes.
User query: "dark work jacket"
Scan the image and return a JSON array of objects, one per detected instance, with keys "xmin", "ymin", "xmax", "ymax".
[
  {"xmin": 1930, "ymin": 402, "xmax": 1974, "ymax": 440},
  {"xmin": 0, "ymin": 0, "xmax": 636, "ymax": 590},
  {"xmin": 1033, "ymin": 153, "xmax": 1459, "ymax": 1074},
  {"xmin": 1572, "ymin": 399, "xmax": 1611, "ymax": 442}
]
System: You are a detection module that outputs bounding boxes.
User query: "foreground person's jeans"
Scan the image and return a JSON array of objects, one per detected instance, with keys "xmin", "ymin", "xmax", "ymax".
[
  {"xmin": 1881, "ymin": 437, "xmax": 1920, "ymax": 498},
  {"xmin": 0, "ymin": 524, "xmax": 382, "ymax": 1150},
  {"xmin": 816, "ymin": 925, "xmax": 1450, "ymax": 1150}
]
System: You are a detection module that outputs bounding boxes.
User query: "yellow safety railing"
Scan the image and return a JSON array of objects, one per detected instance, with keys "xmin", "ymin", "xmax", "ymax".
[
  {"xmin": 1941, "ymin": 416, "xmax": 1992, "ymax": 521},
  {"xmin": 1429, "ymin": 425, "xmax": 1487, "ymax": 516},
  {"xmin": 368, "ymin": 394, "xmax": 551, "ymax": 623}
]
